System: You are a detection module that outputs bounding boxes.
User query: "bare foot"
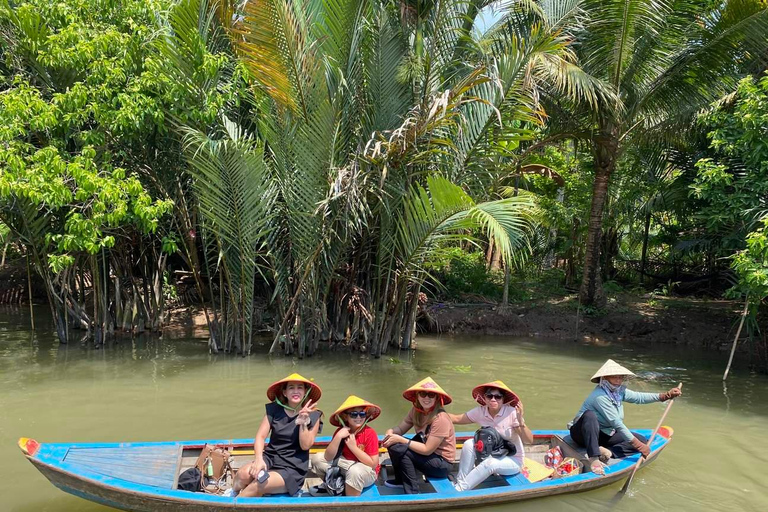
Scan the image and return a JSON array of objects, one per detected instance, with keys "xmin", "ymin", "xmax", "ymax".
[
  {"xmin": 589, "ymin": 457, "xmax": 606, "ymax": 476},
  {"xmin": 599, "ymin": 446, "xmax": 612, "ymax": 463}
]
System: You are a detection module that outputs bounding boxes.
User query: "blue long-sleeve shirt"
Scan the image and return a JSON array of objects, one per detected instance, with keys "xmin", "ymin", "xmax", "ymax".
[{"xmin": 570, "ymin": 386, "xmax": 661, "ymax": 442}]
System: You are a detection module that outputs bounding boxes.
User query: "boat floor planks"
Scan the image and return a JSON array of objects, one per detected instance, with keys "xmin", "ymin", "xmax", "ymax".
[{"xmin": 19, "ymin": 428, "xmax": 674, "ymax": 511}]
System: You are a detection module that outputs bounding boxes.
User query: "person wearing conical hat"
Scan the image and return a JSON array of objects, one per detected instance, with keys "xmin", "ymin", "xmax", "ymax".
[
  {"xmin": 309, "ymin": 396, "xmax": 381, "ymax": 496},
  {"xmin": 447, "ymin": 380, "xmax": 533, "ymax": 491},
  {"xmin": 231, "ymin": 374, "xmax": 323, "ymax": 497},
  {"xmin": 381, "ymin": 377, "xmax": 456, "ymax": 494},
  {"xmin": 568, "ymin": 360, "xmax": 682, "ymax": 476}
]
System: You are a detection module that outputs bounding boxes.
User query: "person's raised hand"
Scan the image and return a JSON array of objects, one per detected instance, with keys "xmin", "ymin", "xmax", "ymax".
[
  {"xmin": 296, "ymin": 399, "xmax": 317, "ymax": 425},
  {"xmin": 515, "ymin": 400, "xmax": 525, "ymax": 423},
  {"xmin": 336, "ymin": 427, "xmax": 351, "ymax": 440}
]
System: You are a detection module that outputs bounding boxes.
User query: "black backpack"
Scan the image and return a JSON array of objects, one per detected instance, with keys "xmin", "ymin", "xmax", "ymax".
[{"xmin": 473, "ymin": 427, "xmax": 517, "ymax": 464}]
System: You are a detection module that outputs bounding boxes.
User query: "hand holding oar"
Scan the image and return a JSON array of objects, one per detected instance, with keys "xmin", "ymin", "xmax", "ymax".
[{"xmin": 619, "ymin": 382, "xmax": 683, "ymax": 495}]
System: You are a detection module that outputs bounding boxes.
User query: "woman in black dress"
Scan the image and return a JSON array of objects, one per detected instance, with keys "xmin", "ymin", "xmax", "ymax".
[{"xmin": 233, "ymin": 373, "xmax": 323, "ymax": 497}]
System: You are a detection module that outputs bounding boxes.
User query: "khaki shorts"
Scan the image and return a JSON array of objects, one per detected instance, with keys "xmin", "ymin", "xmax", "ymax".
[{"xmin": 310, "ymin": 453, "xmax": 377, "ymax": 491}]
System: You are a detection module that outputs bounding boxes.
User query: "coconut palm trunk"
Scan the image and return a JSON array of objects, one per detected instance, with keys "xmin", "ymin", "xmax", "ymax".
[{"xmin": 580, "ymin": 132, "xmax": 618, "ymax": 307}]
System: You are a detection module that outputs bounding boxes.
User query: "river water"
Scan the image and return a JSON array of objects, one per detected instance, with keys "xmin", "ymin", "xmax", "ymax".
[{"xmin": 1, "ymin": 307, "xmax": 767, "ymax": 511}]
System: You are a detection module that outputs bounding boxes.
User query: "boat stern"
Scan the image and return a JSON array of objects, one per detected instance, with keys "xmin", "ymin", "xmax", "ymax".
[
  {"xmin": 18, "ymin": 437, "xmax": 41, "ymax": 458},
  {"xmin": 657, "ymin": 425, "xmax": 674, "ymax": 440}
]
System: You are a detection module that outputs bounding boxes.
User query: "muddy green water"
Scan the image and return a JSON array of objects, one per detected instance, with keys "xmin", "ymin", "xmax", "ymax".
[{"xmin": 2, "ymin": 307, "xmax": 767, "ymax": 511}]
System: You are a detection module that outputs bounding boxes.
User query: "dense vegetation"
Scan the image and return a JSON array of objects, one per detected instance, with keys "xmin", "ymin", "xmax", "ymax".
[{"xmin": 1, "ymin": 0, "xmax": 767, "ymax": 357}]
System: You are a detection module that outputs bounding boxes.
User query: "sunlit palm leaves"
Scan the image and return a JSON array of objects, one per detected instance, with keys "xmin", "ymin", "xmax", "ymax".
[
  {"xmin": 158, "ymin": 0, "xmax": 610, "ymax": 353},
  {"xmin": 182, "ymin": 119, "xmax": 273, "ymax": 353}
]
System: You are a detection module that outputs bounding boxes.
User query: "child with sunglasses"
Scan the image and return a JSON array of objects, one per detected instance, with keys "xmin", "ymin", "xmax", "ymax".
[
  {"xmin": 310, "ymin": 396, "xmax": 381, "ymax": 496},
  {"xmin": 448, "ymin": 380, "xmax": 532, "ymax": 491},
  {"xmin": 382, "ymin": 377, "xmax": 456, "ymax": 494}
]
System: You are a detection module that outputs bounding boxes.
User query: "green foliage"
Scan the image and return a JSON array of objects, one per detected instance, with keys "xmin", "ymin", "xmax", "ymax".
[
  {"xmin": 0, "ymin": 0, "xmax": 174, "ymax": 270},
  {"xmin": 695, "ymin": 74, "xmax": 768, "ymax": 302},
  {"xmin": 425, "ymin": 248, "xmax": 504, "ymax": 301},
  {"xmin": 731, "ymin": 220, "xmax": 768, "ymax": 302}
]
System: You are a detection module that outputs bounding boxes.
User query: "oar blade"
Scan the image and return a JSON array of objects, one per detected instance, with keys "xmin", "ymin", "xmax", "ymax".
[{"xmin": 619, "ymin": 469, "xmax": 636, "ymax": 494}]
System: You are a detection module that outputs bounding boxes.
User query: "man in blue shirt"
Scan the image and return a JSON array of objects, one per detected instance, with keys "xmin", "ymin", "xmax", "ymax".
[{"xmin": 568, "ymin": 359, "xmax": 682, "ymax": 475}]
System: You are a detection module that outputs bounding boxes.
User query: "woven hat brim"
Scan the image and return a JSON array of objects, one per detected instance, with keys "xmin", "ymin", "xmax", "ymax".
[
  {"xmin": 402, "ymin": 390, "xmax": 452, "ymax": 406},
  {"xmin": 266, "ymin": 376, "xmax": 322, "ymax": 403},
  {"xmin": 330, "ymin": 405, "xmax": 382, "ymax": 427},
  {"xmin": 590, "ymin": 360, "xmax": 636, "ymax": 383},
  {"xmin": 472, "ymin": 385, "xmax": 519, "ymax": 406}
]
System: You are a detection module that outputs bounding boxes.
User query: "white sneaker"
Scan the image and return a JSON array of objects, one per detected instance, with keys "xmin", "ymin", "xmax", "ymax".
[{"xmin": 222, "ymin": 488, "xmax": 237, "ymax": 498}]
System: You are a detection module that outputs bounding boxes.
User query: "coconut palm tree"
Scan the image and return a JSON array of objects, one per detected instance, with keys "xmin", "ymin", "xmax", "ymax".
[{"xmin": 545, "ymin": 0, "xmax": 768, "ymax": 306}]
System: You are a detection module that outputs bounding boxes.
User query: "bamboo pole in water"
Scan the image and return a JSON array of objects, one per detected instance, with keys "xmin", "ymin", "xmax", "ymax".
[
  {"xmin": 26, "ymin": 253, "xmax": 35, "ymax": 330},
  {"xmin": 723, "ymin": 298, "xmax": 749, "ymax": 381}
]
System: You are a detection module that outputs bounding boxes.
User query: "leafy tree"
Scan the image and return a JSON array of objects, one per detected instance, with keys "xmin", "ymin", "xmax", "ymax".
[
  {"xmin": 0, "ymin": 0, "xmax": 175, "ymax": 342},
  {"xmin": 546, "ymin": 0, "xmax": 768, "ymax": 306},
  {"xmin": 694, "ymin": 74, "xmax": 768, "ymax": 305}
]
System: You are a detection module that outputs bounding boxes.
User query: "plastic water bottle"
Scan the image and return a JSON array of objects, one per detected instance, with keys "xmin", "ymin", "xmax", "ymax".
[{"xmin": 206, "ymin": 458, "xmax": 214, "ymax": 478}]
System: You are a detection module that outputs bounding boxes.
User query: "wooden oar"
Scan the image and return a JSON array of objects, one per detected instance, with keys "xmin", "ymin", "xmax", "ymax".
[{"xmin": 619, "ymin": 382, "xmax": 682, "ymax": 495}]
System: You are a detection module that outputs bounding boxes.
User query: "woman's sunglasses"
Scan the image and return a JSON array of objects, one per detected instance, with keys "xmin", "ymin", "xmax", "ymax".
[
  {"xmin": 418, "ymin": 392, "xmax": 437, "ymax": 398},
  {"xmin": 485, "ymin": 393, "xmax": 504, "ymax": 401},
  {"xmin": 346, "ymin": 411, "xmax": 367, "ymax": 419}
]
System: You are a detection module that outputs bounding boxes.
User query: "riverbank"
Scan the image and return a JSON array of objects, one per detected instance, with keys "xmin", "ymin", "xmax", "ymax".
[
  {"xmin": 425, "ymin": 293, "xmax": 745, "ymax": 349},
  {"xmin": 162, "ymin": 292, "xmax": 750, "ymax": 351},
  {"xmin": 2, "ymin": 261, "xmax": 759, "ymax": 367}
]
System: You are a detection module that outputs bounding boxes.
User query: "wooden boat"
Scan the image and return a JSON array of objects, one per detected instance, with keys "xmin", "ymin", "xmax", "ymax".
[{"xmin": 19, "ymin": 427, "xmax": 673, "ymax": 511}]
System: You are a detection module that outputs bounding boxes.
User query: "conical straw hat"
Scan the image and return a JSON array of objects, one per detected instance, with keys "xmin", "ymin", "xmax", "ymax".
[
  {"xmin": 330, "ymin": 395, "xmax": 382, "ymax": 427},
  {"xmin": 266, "ymin": 373, "xmax": 322, "ymax": 403},
  {"xmin": 402, "ymin": 377, "xmax": 452, "ymax": 405},
  {"xmin": 472, "ymin": 380, "xmax": 520, "ymax": 406},
  {"xmin": 590, "ymin": 359, "xmax": 635, "ymax": 383}
]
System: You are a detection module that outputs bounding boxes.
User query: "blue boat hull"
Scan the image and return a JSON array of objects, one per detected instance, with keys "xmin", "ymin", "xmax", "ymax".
[{"xmin": 21, "ymin": 428, "xmax": 673, "ymax": 511}]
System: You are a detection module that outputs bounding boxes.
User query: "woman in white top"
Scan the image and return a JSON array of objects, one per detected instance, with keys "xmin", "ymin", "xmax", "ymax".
[{"xmin": 448, "ymin": 380, "xmax": 533, "ymax": 491}]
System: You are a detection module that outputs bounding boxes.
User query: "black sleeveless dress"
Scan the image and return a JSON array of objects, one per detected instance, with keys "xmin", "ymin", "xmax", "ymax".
[{"xmin": 262, "ymin": 402, "xmax": 323, "ymax": 496}]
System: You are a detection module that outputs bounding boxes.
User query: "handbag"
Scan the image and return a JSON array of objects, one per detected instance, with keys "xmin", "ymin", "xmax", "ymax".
[{"xmin": 195, "ymin": 444, "xmax": 233, "ymax": 494}]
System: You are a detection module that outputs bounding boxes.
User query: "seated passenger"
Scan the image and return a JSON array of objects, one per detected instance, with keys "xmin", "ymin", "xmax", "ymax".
[
  {"xmin": 232, "ymin": 373, "xmax": 323, "ymax": 497},
  {"xmin": 310, "ymin": 395, "xmax": 381, "ymax": 496},
  {"xmin": 448, "ymin": 380, "xmax": 532, "ymax": 491},
  {"xmin": 568, "ymin": 359, "xmax": 682, "ymax": 475},
  {"xmin": 382, "ymin": 377, "xmax": 456, "ymax": 494}
]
